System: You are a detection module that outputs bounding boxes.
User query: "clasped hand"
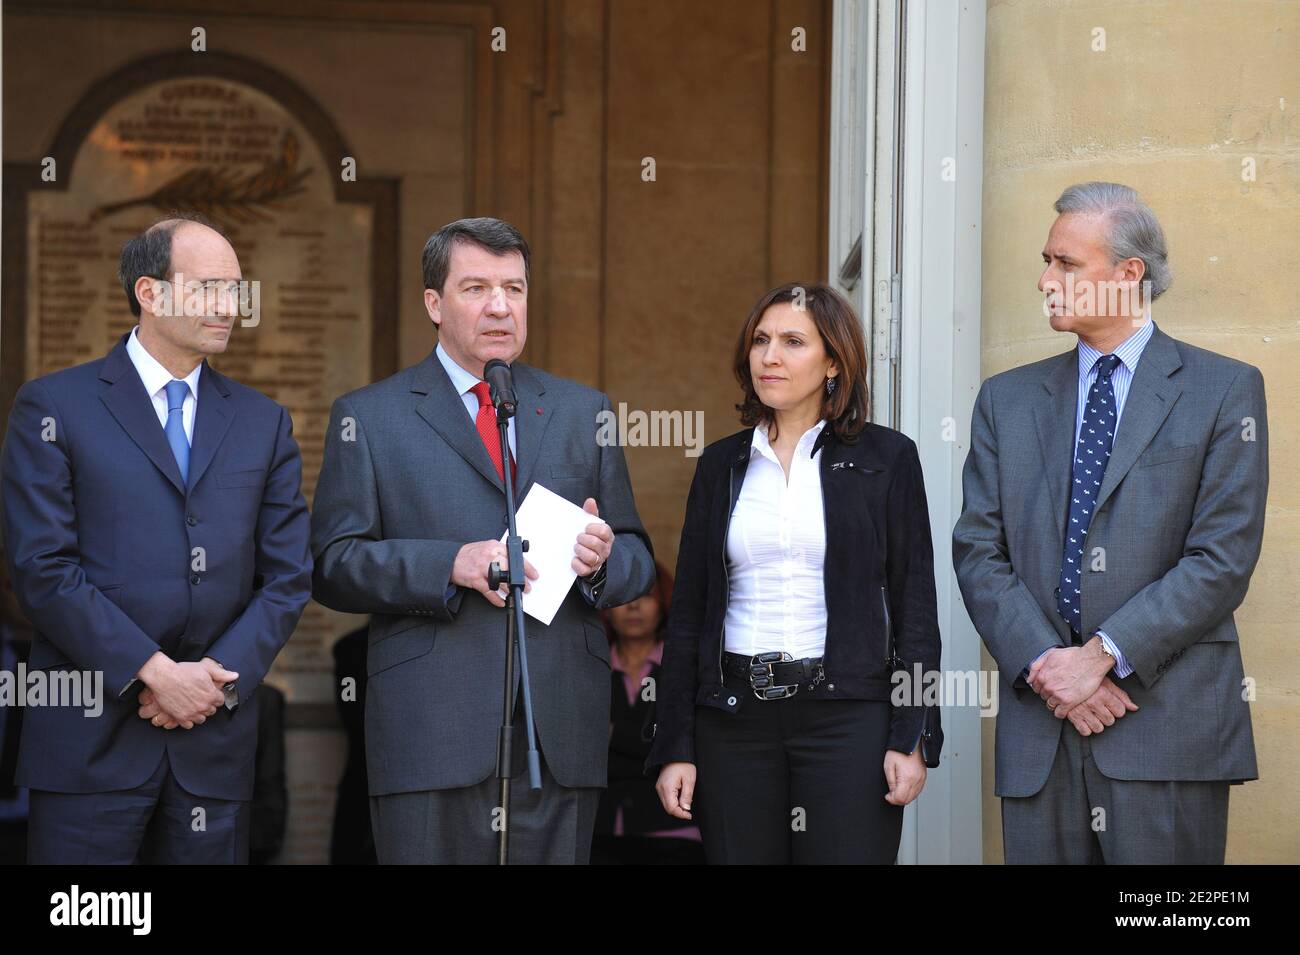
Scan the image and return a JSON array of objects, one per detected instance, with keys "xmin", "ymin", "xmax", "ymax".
[
  {"xmin": 137, "ymin": 656, "xmax": 237, "ymax": 730},
  {"xmin": 1028, "ymin": 641, "xmax": 1138, "ymax": 735}
]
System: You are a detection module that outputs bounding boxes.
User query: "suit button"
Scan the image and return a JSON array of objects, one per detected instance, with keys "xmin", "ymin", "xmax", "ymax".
[
  {"xmin": 190, "ymin": 574, "xmax": 200, "ymax": 585},
  {"xmin": 186, "ymin": 515, "xmax": 197, "ymax": 526},
  {"xmin": 726, "ymin": 695, "xmax": 737, "ymax": 706}
]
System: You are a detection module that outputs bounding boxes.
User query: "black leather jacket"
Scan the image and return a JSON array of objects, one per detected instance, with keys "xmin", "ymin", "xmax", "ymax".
[{"xmin": 646, "ymin": 422, "xmax": 944, "ymax": 771}]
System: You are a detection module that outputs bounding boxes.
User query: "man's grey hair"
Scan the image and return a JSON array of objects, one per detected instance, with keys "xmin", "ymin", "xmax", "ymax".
[
  {"xmin": 1054, "ymin": 182, "xmax": 1172, "ymax": 301},
  {"xmin": 421, "ymin": 217, "xmax": 531, "ymax": 294}
]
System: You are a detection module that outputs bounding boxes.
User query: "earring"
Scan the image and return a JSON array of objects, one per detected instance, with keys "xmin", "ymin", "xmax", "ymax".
[{"xmin": 825, "ymin": 377, "xmax": 837, "ymax": 396}]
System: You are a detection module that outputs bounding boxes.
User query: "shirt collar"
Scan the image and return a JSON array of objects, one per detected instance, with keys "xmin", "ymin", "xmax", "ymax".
[
  {"xmin": 609, "ymin": 638, "xmax": 664, "ymax": 675},
  {"xmin": 1077, "ymin": 316, "xmax": 1156, "ymax": 379},
  {"xmin": 752, "ymin": 418, "xmax": 827, "ymax": 464},
  {"xmin": 126, "ymin": 326, "xmax": 202, "ymax": 400},
  {"xmin": 435, "ymin": 341, "xmax": 483, "ymax": 398}
]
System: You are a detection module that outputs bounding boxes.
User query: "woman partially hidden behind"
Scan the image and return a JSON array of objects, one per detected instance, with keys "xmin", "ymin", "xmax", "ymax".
[{"xmin": 648, "ymin": 282, "xmax": 943, "ymax": 864}]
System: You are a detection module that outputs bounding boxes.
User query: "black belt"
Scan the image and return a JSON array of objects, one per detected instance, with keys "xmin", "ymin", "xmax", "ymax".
[{"xmin": 723, "ymin": 651, "xmax": 825, "ymax": 701}]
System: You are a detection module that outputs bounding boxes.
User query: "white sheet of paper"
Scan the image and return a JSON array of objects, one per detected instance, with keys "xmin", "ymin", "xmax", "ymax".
[{"xmin": 499, "ymin": 483, "xmax": 606, "ymax": 625}]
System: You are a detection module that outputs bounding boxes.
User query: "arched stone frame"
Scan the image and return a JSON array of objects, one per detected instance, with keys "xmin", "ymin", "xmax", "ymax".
[{"xmin": 1, "ymin": 49, "xmax": 400, "ymax": 438}]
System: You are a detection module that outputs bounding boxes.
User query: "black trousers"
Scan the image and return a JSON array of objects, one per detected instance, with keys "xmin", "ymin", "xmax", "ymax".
[{"xmin": 694, "ymin": 673, "xmax": 903, "ymax": 864}]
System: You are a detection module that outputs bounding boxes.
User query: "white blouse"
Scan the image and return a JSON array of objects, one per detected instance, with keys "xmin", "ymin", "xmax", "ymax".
[{"xmin": 723, "ymin": 420, "xmax": 828, "ymax": 658}]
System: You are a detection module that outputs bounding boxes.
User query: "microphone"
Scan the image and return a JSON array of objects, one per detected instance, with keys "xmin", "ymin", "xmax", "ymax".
[{"xmin": 483, "ymin": 359, "xmax": 517, "ymax": 418}]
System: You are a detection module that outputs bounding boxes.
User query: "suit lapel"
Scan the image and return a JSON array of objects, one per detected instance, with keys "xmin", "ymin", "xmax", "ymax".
[
  {"xmin": 510, "ymin": 363, "xmax": 551, "ymax": 498},
  {"xmin": 186, "ymin": 363, "xmax": 234, "ymax": 493},
  {"xmin": 411, "ymin": 351, "xmax": 509, "ymax": 492},
  {"xmin": 1032, "ymin": 350, "xmax": 1079, "ymax": 551},
  {"xmin": 98, "ymin": 336, "xmax": 187, "ymax": 497},
  {"xmin": 1092, "ymin": 326, "xmax": 1183, "ymax": 514}
]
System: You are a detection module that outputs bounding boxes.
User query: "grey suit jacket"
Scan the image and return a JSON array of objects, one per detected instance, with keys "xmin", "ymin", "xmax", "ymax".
[
  {"xmin": 953, "ymin": 325, "xmax": 1266, "ymax": 797},
  {"xmin": 310, "ymin": 351, "xmax": 655, "ymax": 795}
]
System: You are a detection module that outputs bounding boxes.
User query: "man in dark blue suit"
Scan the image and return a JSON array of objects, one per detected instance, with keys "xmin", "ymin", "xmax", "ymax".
[{"xmin": 0, "ymin": 214, "xmax": 312, "ymax": 864}]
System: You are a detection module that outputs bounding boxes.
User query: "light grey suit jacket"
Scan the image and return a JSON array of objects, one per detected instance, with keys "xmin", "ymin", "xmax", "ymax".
[
  {"xmin": 310, "ymin": 351, "xmax": 655, "ymax": 795},
  {"xmin": 953, "ymin": 325, "xmax": 1266, "ymax": 797}
]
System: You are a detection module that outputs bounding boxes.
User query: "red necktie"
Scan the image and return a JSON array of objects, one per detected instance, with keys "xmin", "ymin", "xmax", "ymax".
[{"xmin": 470, "ymin": 381, "xmax": 515, "ymax": 485}]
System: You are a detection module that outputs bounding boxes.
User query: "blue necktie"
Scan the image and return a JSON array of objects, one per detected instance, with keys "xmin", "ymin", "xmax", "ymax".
[
  {"xmin": 1057, "ymin": 354, "xmax": 1121, "ymax": 634},
  {"xmin": 164, "ymin": 379, "xmax": 190, "ymax": 485}
]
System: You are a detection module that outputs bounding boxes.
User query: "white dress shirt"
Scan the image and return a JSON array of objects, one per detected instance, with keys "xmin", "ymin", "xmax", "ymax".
[
  {"xmin": 435, "ymin": 342, "xmax": 517, "ymax": 458},
  {"xmin": 723, "ymin": 419, "xmax": 828, "ymax": 658},
  {"xmin": 1073, "ymin": 315, "xmax": 1154, "ymax": 450},
  {"xmin": 125, "ymin": 326, "xmax": 201, "ymax": 443}
]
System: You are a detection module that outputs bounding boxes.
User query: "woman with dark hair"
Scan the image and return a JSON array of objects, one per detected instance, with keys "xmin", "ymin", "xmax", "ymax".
[
  {"xmin": 648, "ymin": 281, "xmax": 943, "ymax": 864},
  {"xmin": 591, "ymin": 561, "xmax": 705, "ymax": 865}
]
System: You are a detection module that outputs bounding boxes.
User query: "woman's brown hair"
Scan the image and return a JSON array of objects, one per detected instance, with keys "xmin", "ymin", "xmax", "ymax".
[{"xmin": 733, "ymin": 282, "xmax": 870, "ymax": 443}]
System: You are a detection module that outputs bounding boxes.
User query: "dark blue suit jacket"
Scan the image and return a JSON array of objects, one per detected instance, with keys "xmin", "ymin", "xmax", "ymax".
[{"xmin": 0, "ymin": 332, "xmax": 312, "ymax": 801}]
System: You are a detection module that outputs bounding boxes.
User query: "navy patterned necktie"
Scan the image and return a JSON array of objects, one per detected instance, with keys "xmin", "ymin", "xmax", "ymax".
[{"xmin": 1057, "ymin": 353, "xmax": 1122, "ymax": 634}]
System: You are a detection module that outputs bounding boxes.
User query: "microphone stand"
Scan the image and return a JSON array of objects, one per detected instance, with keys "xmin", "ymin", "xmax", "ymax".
[{"xmin": 486, "ymin": 377, "xmax": 542, "ymax": 866}]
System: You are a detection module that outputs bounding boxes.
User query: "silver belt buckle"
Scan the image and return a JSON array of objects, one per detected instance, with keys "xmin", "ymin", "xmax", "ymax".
[{"xmin": 749, "ymin": 651, "xmax": 799, "ymax": 701}]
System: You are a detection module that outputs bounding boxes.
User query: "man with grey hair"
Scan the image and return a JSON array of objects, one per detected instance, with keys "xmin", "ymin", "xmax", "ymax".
[
  {"xmin": 311, "ymin": 217, "xmax": 655, "ymax": 863},
  {"xmin": 954, "ymin": 182, "xmax": 1267, "ymax": 863}
]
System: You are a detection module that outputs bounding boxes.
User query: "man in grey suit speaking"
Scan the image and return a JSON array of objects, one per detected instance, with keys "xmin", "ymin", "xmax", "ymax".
[
  {"xmin": 954, "ymin": 183, "xmax": 1267, "ymax": 864},
  {"xmin": 311, "ymin": 217, "xmax": 655, "ymax": 863}
]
